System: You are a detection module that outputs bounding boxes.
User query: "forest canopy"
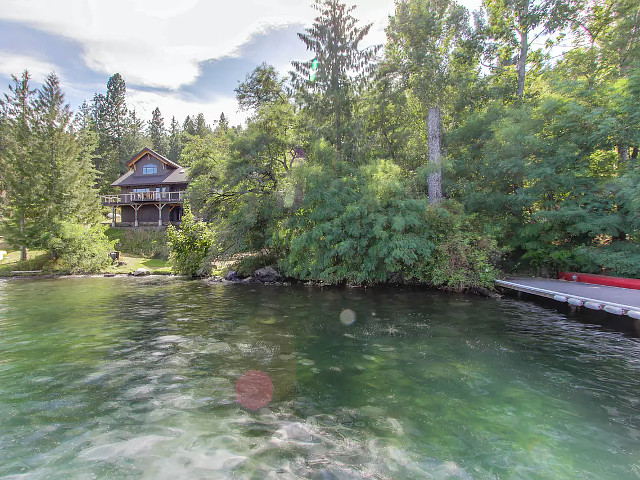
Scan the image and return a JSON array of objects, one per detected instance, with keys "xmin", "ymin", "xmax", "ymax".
[{"xmin": 1, "ymin": 0, "xmax": 638, "ymax": 284}]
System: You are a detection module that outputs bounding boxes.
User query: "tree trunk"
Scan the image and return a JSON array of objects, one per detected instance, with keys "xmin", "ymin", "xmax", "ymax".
[
  {"xmin": 19, "ymin": 214, "xmax": 27, "ymax": 262},
  {"xmin": 631, "ymin": 146, "xmax": 638, "ymax": 160},
  {"xmin": 618, "ymin": 144, "xmax": 629, "ymax": 163},
  {"xmin": 427, "ymin": 106, "xmax": 443, "ymax": 205},
  {"xmin": 516, "ymin": 27, "xmax": 528, "ymax": 100}
]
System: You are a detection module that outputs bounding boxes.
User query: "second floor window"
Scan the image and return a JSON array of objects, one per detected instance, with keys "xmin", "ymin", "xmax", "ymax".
[{"xmin": 142, "ymin": 164, "xmax": 157, "ymax": 175}]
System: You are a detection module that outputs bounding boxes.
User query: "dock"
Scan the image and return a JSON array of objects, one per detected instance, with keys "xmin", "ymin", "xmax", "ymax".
[{"xmin": 496, "ymin": 277, "xmax": 640, "ymax": 320}]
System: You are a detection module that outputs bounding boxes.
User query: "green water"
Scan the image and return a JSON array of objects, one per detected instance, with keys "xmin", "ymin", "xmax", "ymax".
[{"xmin": 1, "ymin": 277, "xmax": 639, "ymax": 479}]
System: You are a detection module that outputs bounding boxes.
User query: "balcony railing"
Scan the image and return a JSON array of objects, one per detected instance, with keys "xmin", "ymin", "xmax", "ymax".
[{"xmin": 100, "ymin": 191, "xmax": 185, "ymax": 205}]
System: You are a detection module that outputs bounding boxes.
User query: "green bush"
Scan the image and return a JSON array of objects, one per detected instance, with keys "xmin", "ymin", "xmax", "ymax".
[
  {"xmin": 273, "ymin": 160, "xmax": 500, "ymax": 290},
  {"xmin": 423, "ymin": 206, "xmax": 501, "ymax": 290},
  {"xmin": 50, "ymin": 222, "xmax": 115, "ymax": 273},
  {"xmin": 166, "ymin": 208, "xmax": 214, "ymax": 277},
  {"xmin": 110, "ymin": 229, "xmax": 170, "ymax": 260}
]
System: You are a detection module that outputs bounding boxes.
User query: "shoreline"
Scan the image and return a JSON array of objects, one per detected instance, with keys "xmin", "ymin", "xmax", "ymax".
[{"xmin": 0, "ymin": 271, "xmax": 500, "ymax": 298}]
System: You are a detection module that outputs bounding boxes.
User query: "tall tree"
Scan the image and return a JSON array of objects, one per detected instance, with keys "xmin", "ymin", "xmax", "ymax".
[
  {"xmin": 183, "ymin": 115, "xmax": 196, "ymax": 135},
  {"xmin": 483, "ymin": 0, "xmax": 578, "ymax": 99},
  {"xmin": 168, "ymin": 116, "xmax": 182, "ymax": 162},
  {"xmin": 92, "ymin": 73, "xmax": 130, "ymax": 190},
  {"xmin": 291, "ymin": 0, "xmax": 378, "ymax": 158},
  {"xmin": 148, "ymin": 107, "xmax": 168, "ymax": 155},
  {"xmin": 194, "ymin": 113, "xmax": 210, "ymax": 137},
  {"xmin": 0, "ymin": 71, "xmax": 40, "ymax": 260},
  {"xmin": 386, "ymin": 0, "xmax": 472, "ymax": 204},
  {"xmin": 33, "ymin": 73, "xmax": 77, "ymax": 253}
]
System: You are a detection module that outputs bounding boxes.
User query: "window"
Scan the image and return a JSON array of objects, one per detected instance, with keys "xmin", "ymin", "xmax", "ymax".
[{"xmin": 142, "ymin": 164, "xmax": 157, "ymax": 175}]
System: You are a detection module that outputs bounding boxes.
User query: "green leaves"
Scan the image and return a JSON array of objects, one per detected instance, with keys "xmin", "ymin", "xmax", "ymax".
[
  {"xmin": 273, "ymin": 159, "xmax": 498, "ymax": 289},
  {"xmin": 166, "ymin": 208, "xmax": 215, "ymax": 277}
]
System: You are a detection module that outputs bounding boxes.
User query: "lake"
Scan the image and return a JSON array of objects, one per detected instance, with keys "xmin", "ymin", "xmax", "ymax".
[{"xmin": 1, "ymin": 277, "xmax": 639, "ymax": 479}]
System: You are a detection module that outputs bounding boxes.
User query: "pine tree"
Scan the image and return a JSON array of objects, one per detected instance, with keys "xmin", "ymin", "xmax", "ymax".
[
  {"xmin": 91, "ymin": 73, "xmax": 130, "ymax": 191},
  {"xmin": 291, "ymin": 0, "xmax": 379, "ymax": 158},
  {"xmin": 168, "ymin": 116, "xmax": 182, "ymax": 162},
  {"xmin": 148, "ymin": 107, "xmax": 168, "ymax": 155},
  {"xmin": 217, "ymin": 112, "xmax": 229, "ymax": 134},
  {"xmin": 183, "ymin": 115, "xmax": 196, "ymax": 135},
  {"xmin": 32, "ymin": 73, "xmax": 77, "ymax": 252},
  {"xmin": 195, "ymin": 113, "xmax": 209, "ymax": 137},
  {"xmin": 0, "ymin": 71, "xmax": 42, "ymax": 260}
]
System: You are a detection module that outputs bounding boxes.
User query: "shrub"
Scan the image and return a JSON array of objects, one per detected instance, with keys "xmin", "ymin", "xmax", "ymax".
[
  {"xmin": 166, "ymin": 208, "xmax": 214, "ymax": 277},
  {"xmin": 273, "ymin": 160, "xmax": 500, "ymax": 290},
  {"xmin": 422, "ymin": 206, "xmax": 501, "ymax": 290},
  {"xmin": 112, "ymin": 229, "xmax": 170, "ymax": 260},
  {"xmin": 50, "ymin": 222, "xmax": 115, "ymax": 273}
]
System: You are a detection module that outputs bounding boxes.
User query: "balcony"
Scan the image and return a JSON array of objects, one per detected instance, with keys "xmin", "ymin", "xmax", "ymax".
[{"xmin": 100, "ymin": 191, "xmax": 185, "ymax": 206}]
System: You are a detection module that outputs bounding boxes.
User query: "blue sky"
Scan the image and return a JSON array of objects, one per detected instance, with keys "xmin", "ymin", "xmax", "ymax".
[{"xmin": 0, "ymin": 0, "xmax": 481, "ymax": 127}]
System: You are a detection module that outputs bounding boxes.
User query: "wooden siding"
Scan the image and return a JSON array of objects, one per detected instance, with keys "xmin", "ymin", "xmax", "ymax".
[{"xmin": 120, "ymin": 204, "xmax": 183, "ymax": 224}]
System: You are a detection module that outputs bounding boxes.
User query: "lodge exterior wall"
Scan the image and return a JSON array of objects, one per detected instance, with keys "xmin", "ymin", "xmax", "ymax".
[
  {"xmin": 120, "ymin": 205, "xmax": 178, "ymax": 224},
  {"xmin": 101, "ymin": 148, "xmax": 189, "ymax": 227}
]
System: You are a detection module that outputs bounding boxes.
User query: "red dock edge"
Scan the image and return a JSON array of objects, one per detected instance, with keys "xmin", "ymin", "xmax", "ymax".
[{"xmin": 559, "ymin": 272, "xmax": 640, "ymax": 291}]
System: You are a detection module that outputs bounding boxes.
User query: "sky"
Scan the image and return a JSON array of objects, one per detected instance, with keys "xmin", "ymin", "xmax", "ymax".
[{"xmin": 0, "ymin": 0, "xmax": 482, "ymax": 128}]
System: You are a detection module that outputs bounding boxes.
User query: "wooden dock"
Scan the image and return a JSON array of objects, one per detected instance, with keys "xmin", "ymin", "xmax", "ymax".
[{"xmin": 496, "ymin": 277, "xmax": 640, "ymax": 320}]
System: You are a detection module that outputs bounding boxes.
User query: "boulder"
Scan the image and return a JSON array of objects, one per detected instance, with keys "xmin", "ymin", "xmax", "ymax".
[
  {"xmin": 224, "ymin": 270, "xmax": 240, "ymax": 281},
  {"xmin": 254, "ymin": 266, "xmax": 281, "ymax": 283},
  {"xmin": 132, "ymin": 268, "xmax": 150, "ymax": 277}
]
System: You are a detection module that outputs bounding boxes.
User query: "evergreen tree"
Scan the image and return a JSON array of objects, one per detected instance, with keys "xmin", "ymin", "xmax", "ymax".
[
  {"xmin": 183, "ymin": 115, "xmax": 196, "ymax": 135},
  {"xmin": 32, "ymin": 73, "xmax": 77, "ymax": 253},
  {"xmin": 168, "ymin": 116, "xmax": 182, "ymax": 162},
  {"xmin": 121, "ymin": 108, "xmax": 145, "ymax": 159},
  {"xmin": 148, "ymin": 107, "xmax": 168, "ymax": 155},
  {"xmin": 91, "ymin": 73, "xmax": 130, "ymax": 191},
  {"xmin": 216, "ymin": 112, "xmax": 229, "ymax": 134},
  {"xmin": 0, "ymin": 71, "xmax": 40, "ymax": 260},
  {"xmin": 195, "ymin": 113, "xmax": 209, "ymax": 137},
  {"xmin": 291, "ymin": 0, "xmax": 379, "ymax": 159}
]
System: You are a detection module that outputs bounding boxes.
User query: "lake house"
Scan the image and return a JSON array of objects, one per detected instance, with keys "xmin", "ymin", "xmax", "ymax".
[{"xmin": 100, "ymin": 148, "xmax": 188, "ymax": 227}]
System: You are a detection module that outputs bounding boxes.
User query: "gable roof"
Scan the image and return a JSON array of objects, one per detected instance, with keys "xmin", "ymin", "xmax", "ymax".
[
  {"xmin": 126, "ymin": 147, "xmax": 181, "ymax": 169},
  {"xmin": 111, "ymin": 167, "xmax": 189, "ymax": 187}
]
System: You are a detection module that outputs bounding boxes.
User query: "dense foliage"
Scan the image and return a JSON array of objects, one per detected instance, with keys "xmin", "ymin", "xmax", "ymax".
[
  {"xmin": 0, "ymin": 72, "xmax": 104, "ymax": 266},
  {"xmin": 108, "ymin": 228, "xmax": 170, "ymax": 260},
  {"xmin": 2, "ymin": 0, "xmax": 638, "ymax": 283},
  {"xmin": 166, "ymin": 208, "xmax": 214, "ymax": 277},
  {"xmin": 49, "ymin": 222, "xmax": 115, "ymax": 274}
]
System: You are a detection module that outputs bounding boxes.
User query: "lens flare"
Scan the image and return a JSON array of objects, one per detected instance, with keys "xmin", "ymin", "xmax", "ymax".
[
  {"xmin": 235, "ymin": 370, "xmax": 273, "ymax": 411},
  {"xmin": 339, "ymin": 309, "xmax": 356, "ymax": 326}
]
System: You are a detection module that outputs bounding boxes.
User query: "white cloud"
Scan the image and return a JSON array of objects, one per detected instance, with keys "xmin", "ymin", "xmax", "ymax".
[
  {"xmin": 0, "ymin": 50, "xmax": 60, "ymax": 83},
  {"xmin": 0, "ymin": 0, "xmax": 485, "ymax": 111},
  {"xmin": 126, "ymin": 88, "xmax": 247, "ymax": 129},
  {"xmin": 0, "ymin": 0, "xmax": 408, "ymax": 90}
]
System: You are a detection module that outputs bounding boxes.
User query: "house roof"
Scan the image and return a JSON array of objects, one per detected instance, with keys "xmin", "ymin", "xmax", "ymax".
[
  {"xmin": 110, "ymin": 147, "xmax": 189, "ymax": 187},
  {"xmin": 111, "ymin": 167, "xmax": 189, "ymax": 187},
  {"xmin": 126, "ymin": 147, "xmax": 181, "ymax": 169}
]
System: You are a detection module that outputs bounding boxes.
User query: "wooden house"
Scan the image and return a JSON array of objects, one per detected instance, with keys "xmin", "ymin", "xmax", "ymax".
[{"xmin": 100, "ymin": 148, "xmax": 188, "ymax": 227}]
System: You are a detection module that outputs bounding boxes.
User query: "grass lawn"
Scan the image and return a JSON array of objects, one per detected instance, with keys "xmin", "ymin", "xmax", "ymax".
[
  {"xmin": 0, "ymin": 235, "xmax": 172, "ymax": 276},
  {"xmin": 106, "ymin": 254, "xmax": 172, "ymax": 275}
]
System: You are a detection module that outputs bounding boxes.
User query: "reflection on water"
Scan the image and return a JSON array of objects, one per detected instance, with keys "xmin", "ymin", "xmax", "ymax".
[{"xmin": 0, "ymin": 277, "xmax": 640, "ymax": 479}]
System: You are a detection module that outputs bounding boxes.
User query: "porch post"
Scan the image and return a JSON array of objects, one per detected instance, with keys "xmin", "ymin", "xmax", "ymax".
[
  {"xmin": 133, "ymin": 205, "xmax": 139, "ymax": 227},
  {"xmin": 157, "ymin": 203, "xmax": 164, "ymax": 226},
  {"xmin": 111, "ymin": 206, "xmax": 116, "ymax": 227}
]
